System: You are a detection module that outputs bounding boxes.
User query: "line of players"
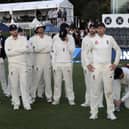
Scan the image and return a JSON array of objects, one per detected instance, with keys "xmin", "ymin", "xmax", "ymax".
[{"xmin": 0, "ymin": 22, "xmax": 128, "ymax": 120}]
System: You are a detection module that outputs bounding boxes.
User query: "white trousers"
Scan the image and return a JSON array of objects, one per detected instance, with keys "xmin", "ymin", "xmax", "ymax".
[
  {"xmin": 83, "ymin": 68, "xmax": 103, "ymax": 106},
  {"xmin": 53, "ymin": 64, "xmax": 75, "ymax": 102},
  {"xmin": 0, "ymin": 60, "xmax": 7, "ymax": 94},
  {"xmin": 90, "ymin": 64, "xmax": 115, "ymax": 115},
  {"xmin": 112, "ymin": 80, "xmax": 129, "ymax": 109},
  {"xmin": 112, "ymin": 80, "xmax": 121, "ymax": 100},
  {"xmin": 83, "ymin": 68, "xmax": 91, "ymax": 105},
  {"xmin": 37, "ymin": 79, "xmax": 45, "ymax": 98},
  {"xmin": 31, "ymin": 64, "xmax": 52, "ymax": 100},
  {"xmin": 124, "ymin": 86, "xmax": 129, "ymax": 109},
  {"xmin": 9, "ymin": 64, "xmax": 30, "ymax": 106},
  {"xmin": 6, "ymin": 75, "xmax": 11, "ymax": 96},
  {"xmin": 26, "ymin": 66, "xmax": 34, "ymax": 103}
]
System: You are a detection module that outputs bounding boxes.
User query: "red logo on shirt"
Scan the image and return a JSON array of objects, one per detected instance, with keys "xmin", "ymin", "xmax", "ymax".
[{"xmin": 95, "ymin": 40, "xmax": 99, "ymax": 45}]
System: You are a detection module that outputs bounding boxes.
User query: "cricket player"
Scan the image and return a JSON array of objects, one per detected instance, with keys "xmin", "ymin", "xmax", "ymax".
[
  {"xmin": 5, "ymin": 24, "xmax": 31, "ymax": 110},
  {"xmin": 29, "ymin": 23, "xmax": 52, "ymax": 103},
  {"xmin": 0, "ymin": 29, "xmax": 8, "ymax": 96},
  {"xmin": 18, "ymin": 27, "xmax": 34, "ymax": 104},
  {"xmin": 81, "ymin": 24, "xmax": 103, "ymax": 108},
  {"xmin": 52, "ymin": 28, "xmax": 75, "ymax": 105},
  {"xmin": 85, "ymin": 22, "xmax": 121, "ymax": 120},
  {"xmin": 113, "ymin": 67, "xmax": 129, "ymax": 109}
]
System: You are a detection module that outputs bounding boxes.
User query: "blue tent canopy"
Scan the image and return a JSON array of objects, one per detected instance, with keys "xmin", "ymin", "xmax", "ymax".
[
  {"xmin": 72, "ymin": 48, "xmax": 81, "ymax": 63},
  {"xmin": 72, "ymin": 48, "xmax": 81, "ymax": 59},
  {"xmin": 45, "ymin": 24, "xmax": 59, "ymax": 32},
  {"xmin": 0, "ymin": 23, "xmax": 9, "ymax": 32}
]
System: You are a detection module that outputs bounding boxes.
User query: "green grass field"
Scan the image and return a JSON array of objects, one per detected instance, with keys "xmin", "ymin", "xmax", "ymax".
[{"xmin": 0, "ymin": 63, "xmax": 129, "ymax": 129}]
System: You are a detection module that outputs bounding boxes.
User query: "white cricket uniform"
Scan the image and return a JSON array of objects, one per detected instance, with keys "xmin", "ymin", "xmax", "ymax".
[
  {"xmin": 85, "ymin": 34, "xmax": 121, "ymax": 115},
  {"xmin": 30, "ymin": 34, "xmax": 52, "ymax": 100},
  {"xmin": 81, "ymin": 34, "xmax": 103, "ymax": 107},
  {"xmin": 52, "ymin": 34, "xmax": 75, "ymax": 103},
  {"xmin": 25, "ymin": 38, "xmax": 34, "ymax": 103},
  {"xmin": 5, "ymin": 35, "xmax": 31, "ymax": 108},
  {"xmin": 0, "ymin": 40, "xmax": 7, "ymax": 95},
  {"xmin": 5, "ymin": 36, "xmax": 32, "ymax": 98},
  {"xmin": 37, "ymin": 78, "xmax": 45, "ymax": 98},
  {"xmin": 113, "ymin": 67, "xmax": 129, "ymax": 109},
  {"xmin": 0, "ymin": 59, "xmax": 6, "ymax": 93}
]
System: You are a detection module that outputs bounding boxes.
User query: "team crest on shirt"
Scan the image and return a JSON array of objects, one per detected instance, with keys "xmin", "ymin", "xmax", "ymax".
[
  {"xmin": 10, "ymin": 72, "xmax": 13, "ymax": 75},
  {"xmin": 110, "ymin": 75, "xmax": 112, "ymax": 78},
  {"xmin": 36, "ymin": 67, "xmax": 39, "ymax": 71},
  {"xmin": 95, "ymin": 40, "xmax": 99, "ymax": 45},
  {"xmin": 93, "ymin": 75, "xmax": 95, "ymax": 80},
  {"xmin": 106, "ymin": 40, "xmax": 109, "ymax": 45},
  {"xmin": 63, "ymin": 48, "xmax": 65, "ymax": 52}
]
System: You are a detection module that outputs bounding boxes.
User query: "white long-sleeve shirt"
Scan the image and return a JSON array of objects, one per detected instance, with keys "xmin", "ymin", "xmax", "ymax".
[
  {"xmin": 30, "ymin": 34, "xmax": 52, "ymax": 66},
  {"xmin": 0, "ymin": 42, "xmax": 1, "ymax": 49},
  {"xmin": 25, "ymin": 39, "xmax": 34, "ymax": 68},
  {"xmin": 113, "ymin": 67, "xmax": 129, "ymax": 102},
  {"xmin": 0, "ymin": 42, "xmax": 1, "ymax": 57},
  {"xmin": 0, "ymin": 43, "xmax": 2, "ymax": 63},
  {"xmin": 5, "ymin": 35, "xmax": 30, "ymax": 66},
  {"xmin": 81, "ymin": 34, "xmax": 94, "ymax": 69},
  {"xmin": 84, "ymin": 34, "xmax": 121, "ymax": 65},
  {"xmin": 30, "ymin": 34, "xmax": 52, "ymax": 54},
  {"xmin": 52, "ymin": 34, "xmax": 75, "ymax": 64},
  {"xmin": 120, "ymin": 67, "xmax": 129, "ymax": 102}
]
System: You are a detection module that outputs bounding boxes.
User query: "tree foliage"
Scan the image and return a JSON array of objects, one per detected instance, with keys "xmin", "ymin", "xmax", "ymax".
[{"xmin": 70, "ymin": 0, "xmax": 110, "ymax": 21}]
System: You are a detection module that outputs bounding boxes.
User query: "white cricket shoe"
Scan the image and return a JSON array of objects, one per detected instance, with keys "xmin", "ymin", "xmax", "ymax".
[
  {"xmin": 24, "ymin": 104, "xmax": 31, "ymax": 111},
  {"xmin": 81, "ymin": 103, "xmax": 89, "ymax": 107},
  {"xmin": 115, "ymin": 106, "xmax": 120, "ymax": 112},
  {"xmin": 13, "ymin": 105, "xmax": 19, "ymax": 110},
  {"xmin": 47, "ymin": 98, "xmax": 52, "ymax": 103},
  {"xmin": 107, "ymin": 113, "xmax": 117, "ymax": 120},
  {"xmin": 89, "ymin": 113, "xmax": 98, "ymax": 120},
  {"xmin": 69, "ymin": 100, "xmax": 76, "ymax": 106},
  {"xmin": 52, "ymin": 100, "xmax": 59, "ymax": 105}
]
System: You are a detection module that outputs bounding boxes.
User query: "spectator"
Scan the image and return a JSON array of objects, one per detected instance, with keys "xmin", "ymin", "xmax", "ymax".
[{"xmin": 62, "ymin": 8, "xmax": 67, "ymax": 21}]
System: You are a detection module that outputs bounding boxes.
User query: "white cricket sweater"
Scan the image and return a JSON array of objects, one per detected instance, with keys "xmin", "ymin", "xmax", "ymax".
[
  {"xmin": 5, "ymin": 35, "xmax": 30, "ymax": 66},
  {"xmin": 85, "ymin": 34, "xmax": 121, "ymax": 65},
  {"xmin": 52, "ymin": 34, "xmax": 75, "ymax": 64}
]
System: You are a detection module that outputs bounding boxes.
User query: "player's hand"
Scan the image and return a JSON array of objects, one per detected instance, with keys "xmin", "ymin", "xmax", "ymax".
[
  {"xmin": 109, "ymin": 64, "xmax": 117, "ymax": 71},
  {"xmin": 115, "ymin": 100, "xmax": 122, "ymax": 107},
  {"xmin": 0, "ymin": 58, "xmax": 4, "ymax": 63},
  {"xmin": 87, "ymin": 64, "xmax": 95, "ymax": 72},
  {"xmin": 65, "ymin": 37, "xmax": 68, "ymax": 43}
]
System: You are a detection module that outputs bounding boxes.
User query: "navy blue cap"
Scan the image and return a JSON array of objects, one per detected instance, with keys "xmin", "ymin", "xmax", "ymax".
[
  {"xmin": 89, "ymin": 23, "xmax": 96, "ymax": 28},
  {"xmin": 96, "ymin": 22, "xmax": 105, "ymax": 28},
  {"xmin": 18, "ymin": 27, "xmax": 23, "ymax": 32},
  {"xmin": 9, "ymin": 24, "xmax": 17, "ymax": 31},
  {"xmin": 60, "ymin": 23, "xmax": 69, "ymax": 31},
  {"xmin": 114, "ymin": 67, "xmax": 123, "ymax": 79}
]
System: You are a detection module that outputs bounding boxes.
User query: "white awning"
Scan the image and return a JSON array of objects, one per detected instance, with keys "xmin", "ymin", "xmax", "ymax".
[{"xmin": 0, "ymin": 0, "xmax": 73, "ymax": 12}]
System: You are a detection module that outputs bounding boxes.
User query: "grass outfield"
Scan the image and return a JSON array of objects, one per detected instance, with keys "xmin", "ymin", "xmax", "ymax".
[{"xmin": 0, "ymin": 63, "xmax": 129, "ymax": 129}]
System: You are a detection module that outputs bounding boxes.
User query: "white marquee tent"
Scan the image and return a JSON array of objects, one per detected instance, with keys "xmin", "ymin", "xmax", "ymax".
[
  {"xmin": 0, "ymin": 0, "xmax": 73, "ymax": 12},
  {"xmin": 0, "ymin": 0, "xmax": 74, "ymax": 29}
]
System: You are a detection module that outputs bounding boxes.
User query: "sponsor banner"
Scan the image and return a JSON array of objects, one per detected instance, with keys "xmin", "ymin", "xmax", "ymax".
[
  {"xmin": 102, "ymin": 14, "xmax": 129, "ymax": 28},
  {"xmin": 112, "ymin": 48, "xmax": 129, "ymax": 61}
]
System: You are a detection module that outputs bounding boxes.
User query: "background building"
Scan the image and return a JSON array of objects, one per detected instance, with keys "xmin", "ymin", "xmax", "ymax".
[{"xmin": 111, "ymin": 0, "xmax": 129, "ymax": 13}]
